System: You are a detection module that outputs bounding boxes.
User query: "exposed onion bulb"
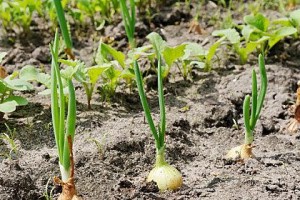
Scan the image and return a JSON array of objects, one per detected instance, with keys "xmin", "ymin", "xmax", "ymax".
[
  {"xmin": 147, "ymin": 163, "xmax": 183, "ymax": 191},
  {"xmin": 225, "ymin": 144, "xmax": 253, "ymax": 161}
]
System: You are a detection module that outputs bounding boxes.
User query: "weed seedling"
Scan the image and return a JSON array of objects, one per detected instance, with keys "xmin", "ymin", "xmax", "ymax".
[{"xmin": 226, "ymin": 54, "xmax": 267, "ymax": 161}]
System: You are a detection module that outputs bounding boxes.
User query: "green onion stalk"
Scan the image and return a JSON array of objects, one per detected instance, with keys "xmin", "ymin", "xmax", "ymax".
[
  {"xmin": 52, "ymin": 0, "xmax": 79, "ymax": 199},
  {"xmin": 50, "ymin": 31, "xmax": 80, "ymax": 200},
  {"xmin": 52, "ymin": 0, "xmax": 74, "ymax": 60},
  {"xmin": 134, "ymin": 55, "xmax": 182, "ymax": 191},
  {"xmin": 226, "ymin": 54, "xmax": 267, "ymax": 160},
  {"xmin": 119, "ymin": 0, "xmax": 136, "ymax": 49}
]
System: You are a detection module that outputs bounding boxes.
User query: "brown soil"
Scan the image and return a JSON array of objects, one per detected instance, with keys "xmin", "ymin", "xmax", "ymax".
[{"xmin": 1, "ymin": 1, "xmax": 300, "ymax": 200}]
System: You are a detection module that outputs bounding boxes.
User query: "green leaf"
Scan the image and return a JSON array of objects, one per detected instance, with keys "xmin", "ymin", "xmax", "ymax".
[
  {"xmin": 272, "ymin": 18, "xmax": 292, "ymax": 27},
  {"xmin": 244, "ymin": 13, "xmax": 269, "ymax": 32},
  {"xmin": 97, "ymin": 43, "xmax": 126, "ymax": 68},
  {"xmin": 242, "ymin": 25, "xmax": 255, "ymax": 42},
  {"xmin": 0, "ymin": 79, "xmax": 8, "ymax": 94},
  {"xmin": 146, "ymin": 32, "xmax": 167, "ymax": 56},
  {"xmin": 120, "ymin": 68, "xmax": 135, "ymax": 80},
  {"xmin": 206, "ymin": 37, "xmax": 224, "ymax": 63},
  {"xmin": 59, "ymin": 59, "xmax": 78, "ymax": 67},
  {"xmin": 289, "ymin": 9, "xmax": 300, "ymax": 27},
  {"xmin": 269, "ymin": 27, "xmax": 297, "ymax": 49},
  {"xmin": 0, "ymin": 101, "xmax": 17, "ymax": 113},
  {"xmin": 3, "ymin": 96, "xmax": 28, "ymax": 106},
  {"xmin": 87, "ymin": 64, "xmax": 110, "ymax": 85},
  {"xmin": 4, "ymin": 79, "xmax": 33, "ymax": 91},
  {"xmin": 162, "ymin": 44, "xmax": 187, "ymax": 67},
  {"xmin": 182, "ymin": 42, "xmax": 206, "ymax": 60},
  {"xmin": 19, "ymin": 65, "xmax": 39, "ymax": 81},
  {"xmin": 212, "ymin": 28, "xmax": 240, "ymax": 44},
  {"xmin": 127, "ymin": 45, "xmax": 152, "ymax": 60},
  {"xmin": 61, "ymin": 65, "xmax": 79, "ymax": 80}
]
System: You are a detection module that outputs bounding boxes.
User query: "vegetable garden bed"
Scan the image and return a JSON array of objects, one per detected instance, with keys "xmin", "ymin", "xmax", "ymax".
[{"xmin": 1, "ymin": 1, "xmax": 300, "ymax": 199}]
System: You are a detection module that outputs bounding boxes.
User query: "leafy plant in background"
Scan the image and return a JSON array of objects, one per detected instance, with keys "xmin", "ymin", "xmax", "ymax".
[
  {"xmin": 147, "ymin": 32, "xmax": 222, "ymax": 80},
  {"xmin": 59, "ymin": 59, "xmax": 110, "ymax": 108},
  {"xmin": 96, "ymin": 41, "xmax": 137, "ymax": 101},
  {"xmin": 226, "ymin": 54, "xmax": 267, "ymax": 161},
  {"xmin": 134, "ymin": 43, "xmax": 183, "ymax": 191},
  {"xmin": 273, "ymin": 8, "xmax": 300, "ymax": 33},
  {"xmin": 212, "ymin": 28, "xmax": 268, "ymax": 64},
  {"xmin": 0, "ymin": 0, "xmax": 42, "ymax": 34},
  {"xmin": 243, "ymin": 12, "xmax": 297, "ymax": 51},
  {"xmin": 213, "ymin": 12, "xmax": 297, "ymax": 64},
  {"xmin": 0, "ymin": 53, "xmax": 33, "ymax": 119}
]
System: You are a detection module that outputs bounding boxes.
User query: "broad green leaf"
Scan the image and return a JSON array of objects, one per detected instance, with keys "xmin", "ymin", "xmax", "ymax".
[
  {"xmin": 273, "ymin": 26, "xmax": 297, "ymax": 37},
  {"xmin": 104, "ymin": 66, "xmax": 121, "ymax": 80},
  {"xmin": 0, "ymin": 80, "xmax": 7, "ymax": 94},
  {"xmin": 97, "ymin": 43, "xmax": 126, "ymax": 68},
  {"xmin": 0, "ymin": 101, "xmax": 17, "ymax": 113},
  {"xmin": 290, "ymin": 9, "xmax": 300, "ymax": 27},
  {"xmin": 127, "ymin": 45, "xmax": 152, "ymax": 60},
  {"xmin": 59, "ymin": 59, "xmax": 78, "ymax": 67},
  {"xmin": 4, "ymin": 79, "xmax": 33, "ymax": 91},
  {"xmin": 244, "ymin": 13, "xmax": 269, "ymax": 32},
  {"xmin": 3, "ymin": 96, "xmax": 28, "ymax": 106},
  {"xmin": 19, "ymin": 65, "xmax": 39, "ymax": 81},
  {"xmin": 206, "ymin": 37, "xmax": 225, "ymax": 63},
  {"xmin": 272, "ymin": 18, "xmax": 292, "ymax": 27},
  {"xmin": 36, "ymin": 73, "xmax": 51, "ymax": 88},
  {"xmin": 120, "ymin": 68, "xmax": 135, "ymax": 80},
  {"xmin": 146, "ymin": 32, "xmax": 167, "ymax": 56},
  {"xmin": 269, "ymin": 27, "xmax": 297, "ymax": 49},
  {"xmin": 162, "ymin": 44, "xmax": 187, "ymax": 67},
  {"xmin": 212, "ymin": 28, "xmax": 240, "ymax": 44},
  {"xmin": 182, "ymin": 42, "xmax": 206, "ymax": 60},
  {"xmin": 87, "ymin": 64, "xmax": 110, "ymax": 85},
  {"xmin": 242, "ymin": 25, "xmax": 255, "ymax": 42},
  {"xmin": 61, "ymin": 65, "xmax": 79, "ymax": 80}
]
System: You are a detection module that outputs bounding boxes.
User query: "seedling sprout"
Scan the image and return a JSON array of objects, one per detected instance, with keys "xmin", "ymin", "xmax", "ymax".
[{"xmin": 226, "ymin": 54, "xmax": 267, "ymax": 160}]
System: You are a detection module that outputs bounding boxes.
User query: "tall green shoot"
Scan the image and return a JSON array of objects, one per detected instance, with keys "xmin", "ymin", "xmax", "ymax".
[
  {"xmin": 50, "ymin": 31, "xmax": 78, "ymax": 200},
  {"xmin": 134, "ymin": 53, "xmax": 182, "ymax": 191},
  {"xmin": 52, "ymin": 0, "xmax": 74, "ymax": 59},
  {"xmin": 120, "ymin": 0, "xmax": 136, "ymax": 48},
  {"xmin": 226, "ymin": 54, "xmax": 267, "ymax": 160}
]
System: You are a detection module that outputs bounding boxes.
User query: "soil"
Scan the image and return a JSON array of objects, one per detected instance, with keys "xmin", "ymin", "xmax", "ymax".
[{"xmin": 1, "ymin": 1, "xmax": 300, "ymax": 200}]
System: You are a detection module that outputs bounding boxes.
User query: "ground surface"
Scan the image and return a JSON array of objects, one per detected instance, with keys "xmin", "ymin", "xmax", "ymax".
[{"xmin": 1, "ymin": 1, "xmax": 300, "ymax": 200}]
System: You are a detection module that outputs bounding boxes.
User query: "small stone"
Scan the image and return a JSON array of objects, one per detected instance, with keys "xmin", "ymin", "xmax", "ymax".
[{"xmin": 32, "ymin": 47, "xmax": 50, "ymax": 62}]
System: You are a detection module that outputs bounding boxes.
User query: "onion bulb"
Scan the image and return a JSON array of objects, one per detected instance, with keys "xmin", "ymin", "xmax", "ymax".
[
  {"xmin": 225, "ymin": 144, "xmax": 253, "ymax": 161},
  {"xmin": 147, "ymin": 163, "xmax": 183, "ymax": 191}
]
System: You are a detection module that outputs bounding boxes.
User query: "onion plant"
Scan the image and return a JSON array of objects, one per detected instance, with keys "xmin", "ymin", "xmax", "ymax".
[
  {"xmin": 50, "ymin": 31, "xmax": 80, "ymax": 200},
  {"xmin": 226, "ymin": 54, "xmax": 267, "ymax": 160},
  {"xmin": 119, "ymin": 0, "xmax": 136, "ymax": 49},
  {"xmin": 134, "ymin": 55, "xmax": 182, "ymax": 191},
  {"xmin": 51, "ymin": 0, "xmax": 79, "ymax": 199}
]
